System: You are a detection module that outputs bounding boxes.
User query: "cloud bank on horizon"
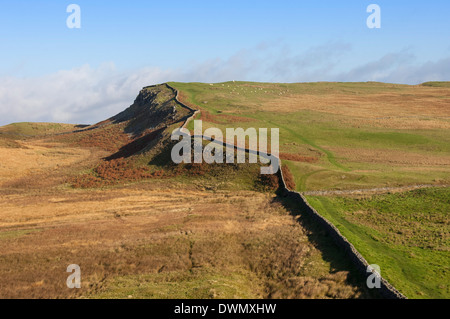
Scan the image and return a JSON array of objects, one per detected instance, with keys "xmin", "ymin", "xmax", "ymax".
[{"xmin": 1, "ymin": 43, "xmax": 449, "ymax": 126}]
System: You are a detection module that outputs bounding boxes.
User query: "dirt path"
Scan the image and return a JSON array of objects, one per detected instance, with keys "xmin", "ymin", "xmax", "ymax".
[{"xmin": 302, "ymin": 184, "xmax": 449, "ymax": 196}]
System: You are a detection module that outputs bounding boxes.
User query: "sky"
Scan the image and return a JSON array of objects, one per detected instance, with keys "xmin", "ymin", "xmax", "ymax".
[{"xmin": 0, "ymin": 0, "xmax": 449, "ymax": 125}]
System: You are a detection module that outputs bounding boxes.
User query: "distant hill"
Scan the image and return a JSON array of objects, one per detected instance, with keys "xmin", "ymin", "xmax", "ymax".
[{"xmin": 421, "ymin": 81, "xmax": 450, "ymax": 87}]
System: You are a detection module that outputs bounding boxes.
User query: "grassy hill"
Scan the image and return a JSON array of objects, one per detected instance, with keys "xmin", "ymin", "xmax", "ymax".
[
  {"xmin": 0, "ymin": 83, "xmax": 376, "ymax": 299},
  {"xmin": 0, "ymin": 81, "xmax": 448, "ymax": 299},
  {"xmin": 170, "ymin": 81, "xmax": 450, "ymax": 191},
  {"xmin": 169, "ymin": 81, "xmax": 450, "ymax": 298},
  {"xmin": 0, "ymin": 122, "xmax": 81, "ymax": 148}
]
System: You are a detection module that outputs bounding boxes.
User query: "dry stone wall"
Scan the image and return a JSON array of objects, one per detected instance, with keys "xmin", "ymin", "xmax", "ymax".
[
  {"xmin": 166, "ymin": 83, "xmax": 407, "ymax": 299},
  {"xmin": 277, "ymin": 169, "xmax": 407, "ymax": 299}
]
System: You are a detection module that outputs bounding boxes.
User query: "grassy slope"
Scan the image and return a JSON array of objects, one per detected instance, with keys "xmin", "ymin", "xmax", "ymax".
[
  {"xmin": 306, "ymin": 188, "xmax": 449, "ymax": 299},
  {"xmin": 421, "ymin": 81, "xmax": 450, "ymax": 88},
  {"xmin": 0, "ymin": 122, "xmax": 80, "ymax": 148},
  {"xmin": 170, "ymin": 81, "xmax": 450, "ymax": 299},
  {"xmin": 169, "ymin": 81, "xmax": 450, "ymax": 192},
  {"xmin": 0, "ymin": 122, "xmax": 79, "ymax": 137}
]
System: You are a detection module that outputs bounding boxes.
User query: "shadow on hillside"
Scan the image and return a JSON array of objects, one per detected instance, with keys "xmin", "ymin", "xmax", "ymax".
[
  {"xmin": 147, "ymin": 140, "xmax": 178, "ymax": 167},
  {"xmin": 105, "ymin": 128, "xmax": 165, "ymax": 161},
  {"xmin": 274, "ymin": 193, "xmax": 381, "ymax": 299}
]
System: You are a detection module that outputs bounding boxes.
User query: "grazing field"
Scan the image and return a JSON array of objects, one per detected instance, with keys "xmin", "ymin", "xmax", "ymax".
[
  {"xmin": 170, "ymin": 81, "xmax": 450, "ymax": 191},
  {"xmin": 170, "ymin": 81, "xmax": 450, "ymax": 299},
  {"xmin": 306, "ymin": 188, "xmax": 450, "ymax": 299}
]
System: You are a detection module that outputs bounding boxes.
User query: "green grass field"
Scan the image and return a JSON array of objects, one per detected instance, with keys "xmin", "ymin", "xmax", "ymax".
[
  {"xmin": 306, "ymin": 188, "xmax": 449, "ymax": 299},
  {"xmin": 170, "ymin": 81, "xmax": 450, "ymax": 299}
]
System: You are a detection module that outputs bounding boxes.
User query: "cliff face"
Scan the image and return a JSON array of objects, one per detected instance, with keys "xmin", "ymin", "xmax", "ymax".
[{"xmin": 110, "ymin": 84, "xmax": 191, "ymax": 137}]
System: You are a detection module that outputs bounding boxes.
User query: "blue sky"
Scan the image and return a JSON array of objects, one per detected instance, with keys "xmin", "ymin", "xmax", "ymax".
[{"xmin": 0, "ymin": 0, "xmax": 449, "ymax": 125}]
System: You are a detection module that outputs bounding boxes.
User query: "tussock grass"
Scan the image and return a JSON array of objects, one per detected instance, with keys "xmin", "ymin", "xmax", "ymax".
[{"xmin": 0, "ymin": 184, "xmax": 371, "ymax": 299}]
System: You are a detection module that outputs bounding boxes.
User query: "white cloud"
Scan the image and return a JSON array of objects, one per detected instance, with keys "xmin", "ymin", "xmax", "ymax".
[
  {"xmin": 266, "ymin": 41, "xmax": 353, "ymax": 82},
  {"xmin": 333, "ymin": 52, "xmax": 450, "ymax": 84},
  {"xmin": 0, "ymin": 64, "xmax": 178, "ymax": 126},
  {"xmin": 383, "ymin": 57, "xmax": 450, "ymax": 84},
  {"xmin": 0, "ymin": 44, "xmax": 449, "ymax": 126}
]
